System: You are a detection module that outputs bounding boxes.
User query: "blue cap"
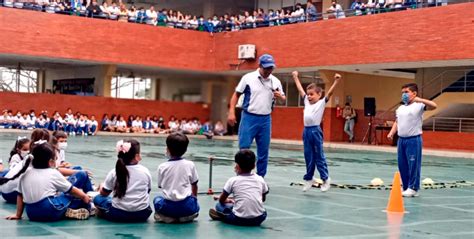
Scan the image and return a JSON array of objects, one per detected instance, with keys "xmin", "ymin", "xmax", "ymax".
[{"xmin": 259, "ymin": 54, "xmax": 276, "ymax": 69}]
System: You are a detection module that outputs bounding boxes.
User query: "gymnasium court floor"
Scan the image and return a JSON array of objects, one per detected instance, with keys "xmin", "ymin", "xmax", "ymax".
[{"xmin": 0, "ymin": 132, "xmax": 472, "ymax": 238}]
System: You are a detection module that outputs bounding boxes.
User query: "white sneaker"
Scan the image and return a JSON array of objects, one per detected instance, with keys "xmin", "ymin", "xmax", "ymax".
[
  {"xmin": 402, "ymin": 188, "xmax": 419, "ymax": 197},
  {"xmin": 320, "ymin": 178, "xmax": 331, "ymax": 192},
  {"xmin": 302, "ymin": 180, "xmax": 314, "ymax": 192}
]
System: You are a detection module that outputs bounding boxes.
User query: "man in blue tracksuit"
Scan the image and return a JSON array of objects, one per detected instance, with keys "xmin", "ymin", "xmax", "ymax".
[
  {"xmin": 227, "ymin": 54, "xmax": 286, "ymax": 177},
  {"xmin": 388, "ymin": 83, "xmax": 437, "ymax": 197}
]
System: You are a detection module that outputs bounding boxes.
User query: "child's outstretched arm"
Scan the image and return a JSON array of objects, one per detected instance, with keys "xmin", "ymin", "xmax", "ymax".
[
  {"xmin": 6, "ymin": 195, "xmax": 24, "ymax": 220},
  {"xmin": 326, "ymin": 73, "xmax": 341, "ymax": 100},
  {"xmin": 292, "ymin": 71, "xmax": 306, "ymax": 98},
  {"xmin": 413, "ymin": 97, "xmax": 437, "ymax": 111}
]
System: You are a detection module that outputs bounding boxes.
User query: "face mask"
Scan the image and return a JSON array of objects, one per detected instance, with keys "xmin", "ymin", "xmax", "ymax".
[
  {"xmin": 20, "ymin": 150, "xmax": 29, "ymax": 158},
  {"xmin": 402, "ymin": 93, "xmax": 410, "ymax": 105},
  {"xmin": 58, "ymin": 142, "xmax": 68, "ymax": 150}
]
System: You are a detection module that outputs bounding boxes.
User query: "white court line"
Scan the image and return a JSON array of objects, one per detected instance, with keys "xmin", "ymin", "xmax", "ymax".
[{"xmin": 421, "ymin": 195, "xmax": 474, "ymax": 199}]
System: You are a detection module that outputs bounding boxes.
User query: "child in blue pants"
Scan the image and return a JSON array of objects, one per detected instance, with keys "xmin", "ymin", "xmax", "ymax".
[
  {"xmin": 2, "ymin": 142, "xmax": 92, "ymax": 221},
  {"xmin": 154, "ymin": 132, "xmax": 200, "ymax": 223},
  {"xmin": 388, "ymin": 83, "xmax": 437, "ymax": 197},
  {"xmin": 292, "ymin": 71, "xmax": 341, "ymax": 192},
  {"xmin": 93, "ymin": 139, "xmax": 153, "ymax": 222},
  {"xmin": 209, "ymin": 149, "xmax": 269, "ymax": 226}
]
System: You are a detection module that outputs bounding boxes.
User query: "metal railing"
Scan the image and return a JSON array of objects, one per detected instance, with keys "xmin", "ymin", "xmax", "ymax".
[
  {"xmin": 424, "ymin": 117, "xmax": 474, "ymax": 132},
  {"xmin": 421, "ymin": 69, "xmax": 474, "ymax": 99}
]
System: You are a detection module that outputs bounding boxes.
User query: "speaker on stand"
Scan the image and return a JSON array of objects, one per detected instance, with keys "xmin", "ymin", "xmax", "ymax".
[{"xmin": 362, "ymin": 97, "xmax": 376, "ymax": 144}]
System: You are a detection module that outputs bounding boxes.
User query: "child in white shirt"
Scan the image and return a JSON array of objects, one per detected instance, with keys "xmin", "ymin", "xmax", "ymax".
[
  {"xmin": 209, "ymin": 149, "xmax": 268, "ymax": 226},
  {"xmin": 292, "ymin": 71, "xmax": 341, "ymax": 192},
  {"xmin": 154, "ymin": 132, "xmax": 199, "ymax": 223},
  {"xmin": 94, "ymin": 139, "xmax": 152, "ymax": 222},
  {"xmin": 3, "ymin": 142, "xmax": 92, "ymax": 221}
]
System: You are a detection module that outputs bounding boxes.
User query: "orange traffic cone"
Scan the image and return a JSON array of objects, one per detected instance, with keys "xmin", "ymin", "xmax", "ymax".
[{"xmin": 386, "ymin": 171, "xmax": 405, "ymax": 213}]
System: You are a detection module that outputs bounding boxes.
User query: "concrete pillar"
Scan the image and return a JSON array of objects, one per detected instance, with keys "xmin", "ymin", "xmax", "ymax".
[{"xmin": 203, "ymin": 0, "xmax": 215, "ymax": 18}]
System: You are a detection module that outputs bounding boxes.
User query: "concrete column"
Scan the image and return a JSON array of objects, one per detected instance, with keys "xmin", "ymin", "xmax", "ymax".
[{"xmin": 203, "ymin": 0, "xmax": 215, "ymax": 18}]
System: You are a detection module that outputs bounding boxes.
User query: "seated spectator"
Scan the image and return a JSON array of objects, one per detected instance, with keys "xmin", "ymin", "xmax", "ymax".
[
  {"xmin": 291, "ymin": 3, "xmax": 305, "ymax": 23},
  {"xmin": 176, "ymin": 14, "xmax": 185, "ymax": 29},
  {"xmin": 205, "ymin": 17, "xmax": 214, "ymax": 34},
  {"xmin": 118, "ymin": 4, "xmax": 128, "ymax": 22},
  {"xmin": 19, "ymin": 113, "xmax": 32, "ymax": 130},
  {"xmin": 166, "ymin": 9, "xmax": 177, "ymax": 27},
  {"xmin": 351, "ymin": 0, "xmax": 366, "ymax": 15},
  {"xmin": 214, "ymin": 121, "xmax": 226, "ymax": 136},
  {"xmin": 243, "ymin": 11, "xmax": 255, "ymax": 29},
  {"xmin": 0, "ymin": 110, "xmax": 12, "ymax": 129},
  {"xmin": 136, "ymin": 7, "xmax": 146, "ymax": 23},
  {"xmin": 86, "ymin": 0, "xmax": 101, "ymax": 18},
  {"xmin": 255, "ymin": 8, "xmax": 268, "ymax": 27},
  {"xmin": 88, "ymin": 115, "xmax": 98, "ymax": 135},
  {"xmin": 306, "ymin": 1, "xmax": 318, "ymax": 21},
  {"xmin": 127, "ymin": 115, "xmax": 135, "ymax": 128},
  {"xmin": 131, "ymin": 116, "xmax": 144, "ymax": 133},
  {"xmin": 366, "ymin": 0, "xmax": 376, "ymax": 14},
  {"xmin": 143, "ymin": 116, "xmax": 154, "ymax": 133},
  {"xmin": 100, "ymin": 2, "xmax": 110, "ymax": 18},
  {"xmin": 107, "ymin": 2, "xmax": 120, "ymax": 20},
  {"xmin": 76, "ymin": 114, "xmax": 88, "ymax": 135},
  {"xmin": 327, "ymin": 1, "xmax": 346, "ymax": 19},
  {"xmin": 201, "ymin": 120, "xmax": 213, "ymax": 139},
  {"xmin": 116, "ymin": 115, "xmax": 128, "ymax": 133},
  {"xmin": 35, "ymin": 114, "xmax": 49, "ymax": 129},
  {"xmin": 127, "ymin": 5, "xmax": 137, "ymax": 22},
  {"xmin": 146, "ymin": 6, "xmax": 158, "ymax": 25},
  {"xmin": 108, "ymin": 114, "xmax": 118, "ymax": 132},
  {"xmin": 157, "ymin": 9, "xmax": 168, "ymax": 26}
]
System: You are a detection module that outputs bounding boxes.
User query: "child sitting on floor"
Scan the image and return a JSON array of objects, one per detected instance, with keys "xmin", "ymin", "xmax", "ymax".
[{"xmin": 209, "ymin": 149, "xmax": 269, "ymax": 226}]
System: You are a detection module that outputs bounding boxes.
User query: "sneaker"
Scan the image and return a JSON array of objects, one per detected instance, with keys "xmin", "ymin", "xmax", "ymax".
[
  {"xmin": 320, "ymin": 177, "xmax": 331, "ymax": 192},
  {"xmin": 65, "ymin": 208, "xmax": 90, "ymax": 220},
  {"xmin": 209, "ymin": 209, "xmax": 225, "ymax": 221},
  {"xmin": 154, "ymin": 213, "xmax": 176, "ymax": 223},
  {"xmin": 302, "ymin": 180, "xmax": 314, "ymax": 192},
  {"xmin": 402, "ymin": 188, "xmax": 419, "ymax": 197},
  {"xmin": 178, "ymin": 213, "xmax": 199, "ymax": 223}
]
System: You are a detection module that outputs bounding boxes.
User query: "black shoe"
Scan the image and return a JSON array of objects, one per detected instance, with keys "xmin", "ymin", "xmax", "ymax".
[{"xmin": 209, "ymin": 209, "xmax": 225, "ymax": 221}]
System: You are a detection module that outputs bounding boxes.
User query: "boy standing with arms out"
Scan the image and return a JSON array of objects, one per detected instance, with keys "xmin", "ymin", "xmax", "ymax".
[
  {"xmin": 292, "ymin": 71, "xmax": 341, "ymax": 192},
  {"xmin": 388, "ymin": 83, "xmax": 437, "ymax": 197}
]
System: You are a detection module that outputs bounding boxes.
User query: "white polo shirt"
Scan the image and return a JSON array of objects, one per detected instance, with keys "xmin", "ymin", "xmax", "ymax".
[
  {"xmin": 396, "ymin": 102, "xmax": 425, "ymax": 137},
  {"xmin": 304, "ymin": 96, "xmax": 328, "ymax": 127},
  {"xmin": 223, "ymin": 173, "xmax": 269, "ymax": 218},
  {"xmin": 157, "ymin": 158, "xmax": 198, "ymax": 202},
  {"xmin": 18, "ymin": 168, "xmax": 72, "ymax": 204},
  {"xmin": 236, "ymin": 69, "xmax": 285, "ymax": 115},
  {"xmin": 103, "ymin": 164, "xmax": 152, "ymax": 212},
  {"xmin": 0, "ymin": 160, "xmax": 25, "ymax": 194}
]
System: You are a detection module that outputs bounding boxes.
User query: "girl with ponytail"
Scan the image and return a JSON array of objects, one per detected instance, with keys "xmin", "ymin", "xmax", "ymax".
[
  {"xmin": 2, "ymin": 141, "xmax": 93, "ymax": 221},
  {"xmin": 93, "ymin": 139, "xmax": 152, "ymax": 222}
]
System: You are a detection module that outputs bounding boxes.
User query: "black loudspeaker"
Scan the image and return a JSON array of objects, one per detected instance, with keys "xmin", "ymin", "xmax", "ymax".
[{"xmin": 364, "ymin": 97, "xmax": 376, "ymax": 116}]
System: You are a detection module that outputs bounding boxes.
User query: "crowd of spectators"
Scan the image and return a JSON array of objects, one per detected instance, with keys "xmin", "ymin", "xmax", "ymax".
[
  {"xmin": 1, "ymin": 0, "xmax": 442, "ymax": 33},
  {"xmin": 0, "ymin": 108, "xmax": 228, "ymax": 138}
]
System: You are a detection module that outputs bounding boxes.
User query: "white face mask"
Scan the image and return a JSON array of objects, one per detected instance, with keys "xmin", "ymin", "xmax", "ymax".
[
  {"xmin": 58, "ymin": 142, "xmax": 68, "ymax": 150},
  {"xmin": 20, "ymin": 150, "xmax": 30, "ymax": 158}
]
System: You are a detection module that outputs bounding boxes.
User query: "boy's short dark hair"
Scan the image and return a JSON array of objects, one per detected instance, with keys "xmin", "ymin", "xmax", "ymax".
[
  {"xmin": 166, "ymin": 132, "xmax": 189, "ymax": 157},
  {"xmin": 402, "ymin": 83, "xmax": 418, "ymax": 93},
  {"xmin": 235, "ymin": 149, "xmax": 256, "ymax": 173},
  {"xmin": 306, "ymin": 83, "xmax": 322, "ymax": 94}
]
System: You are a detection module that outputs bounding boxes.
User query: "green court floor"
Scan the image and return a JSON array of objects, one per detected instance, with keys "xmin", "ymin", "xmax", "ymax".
[{"xmin": 0, "ymin": 132, "xmax": 473, "ymax": 238}]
